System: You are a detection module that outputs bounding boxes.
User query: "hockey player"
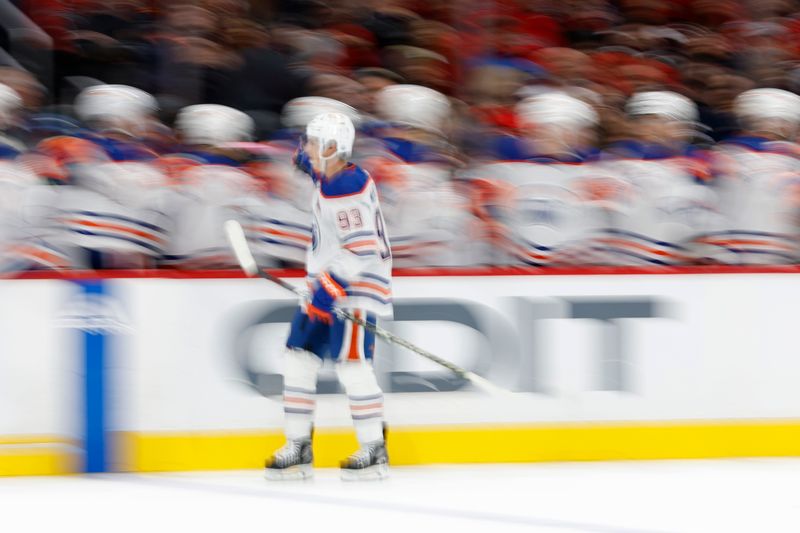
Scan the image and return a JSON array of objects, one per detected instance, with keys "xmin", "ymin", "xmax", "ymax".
[
  {"xmin": 364, "ymin": 84, "xmax": 483, "ymax": 266},
  {"xmin": 265, "ymin": 112, "xmax": 392, "ymax": 481},
  {"xmin": 161, "ymin": 104, "xmax": 256, "ymax": 269},
  {"xmin": 39, "ymin": 85, "xmax": 170, "ymax": 268},
  {"xmin": 0, "ymin": 159, "xmax": 70, "ymax": 272},
  {"xmin": 462, "ymin": 91, "xmax": 605, "ymax": 266},
  {"xmin": 232, "ymin": 97, "xmax": 363, "ymax": 268},
  {"xmin": 0, "ymin": 83, "xmax": 69, "ymax": 271},
  {"xmin": 592, "ymin": 91, "xmax": 722, "ymax": 265},
  {"xmin": 700, "ymin": 88, "xmax": 800, "ymax": 264},
  {"xmin": 73, "ymin": 84, "xmax": 160, "ymax": 162},
  {"xmin": 238, "ymin": 155, "xmax": 314, "ymax": 268},
  {"xmin": 608, "ymin": 90, "xmax": 707, "ymax": 159}
]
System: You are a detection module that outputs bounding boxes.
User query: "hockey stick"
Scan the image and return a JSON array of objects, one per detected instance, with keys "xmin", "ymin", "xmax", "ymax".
[{"xmin": 224, "ymin": 219, "xmax": 506, "ymax": 394}]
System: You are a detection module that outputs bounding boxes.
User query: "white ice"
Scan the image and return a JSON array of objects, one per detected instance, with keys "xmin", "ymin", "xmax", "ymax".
[{"xmin": 1, "ymin": 460, "xmax": 799, "ymax": 533}]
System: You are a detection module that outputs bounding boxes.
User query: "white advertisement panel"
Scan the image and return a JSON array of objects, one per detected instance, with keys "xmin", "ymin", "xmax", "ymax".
[
  {"xmin": 0, "ymin": 280, "xmax": 81, "ymax": 440},
  {"xmin": 112, "ymin": 273, "xmax": 800, "ymax": 434}
]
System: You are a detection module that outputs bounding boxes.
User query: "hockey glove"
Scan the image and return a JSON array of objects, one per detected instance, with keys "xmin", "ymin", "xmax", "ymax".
[{"xmin": 307, "ymin": 272, "xmax": 348, "ymax": 324}]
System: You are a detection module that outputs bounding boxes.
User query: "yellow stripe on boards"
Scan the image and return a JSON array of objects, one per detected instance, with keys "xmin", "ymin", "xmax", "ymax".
[
  {"xmin": 0, "ymin": 438, "xmax": 77, "ymax": 476},
  {"xmin": 0, "ymin": 435, "xmax": 72, "ymax": 446},
  {"xmin": 0, "ymin": 452, "xmax": 74, "ymax": 476},
  {"xmin": 117, "ymin": 429, "xmax": 357, "ymax": 472},
  {"xmin": 118, "ymin": 419, "xmax": 800, "ymax": 473}
]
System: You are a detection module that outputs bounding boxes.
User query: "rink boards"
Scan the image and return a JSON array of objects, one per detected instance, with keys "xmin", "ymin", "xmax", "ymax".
[{"xmin": 4, "ymin": 267, "xmax": 800, "ymax": 474}]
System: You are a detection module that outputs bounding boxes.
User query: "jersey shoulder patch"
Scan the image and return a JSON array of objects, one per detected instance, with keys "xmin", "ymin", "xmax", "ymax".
[{"xmin": 320, "ymin": 164, "xmax": 370, "ymax": 198}]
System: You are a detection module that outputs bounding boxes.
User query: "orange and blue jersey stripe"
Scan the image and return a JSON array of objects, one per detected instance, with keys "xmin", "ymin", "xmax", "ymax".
[
  {"xmin": 63, "ymin": 210, "xmax": 166, "ymax": 254},
  {"xmin": 346, "ymin": 273, "xmax": 392, "ymax": 305},
  {"xmin": 343, "ymin": 230, "xmax": 379, "ymax": 256},
  {"xmin": 696, "ymin": 231, "xmax": 799, "ymax": 262},
  {"xmin": 5, "ymin": 241, "xmax": 72, "ymax": 271},
  {"xmin": 244, "ymin": 216, "xmax": 311, "ymax": 251},
  {"xmin": 587, "ymin": 228, "xmax": 687, "ymax": 266},
  {"xmin": 501, "ymin": 238, "xmax": 554, "ymax": 266},
  {"xmin": 389, "ymin": 235, "xmax": 417, "ymax": 259}
]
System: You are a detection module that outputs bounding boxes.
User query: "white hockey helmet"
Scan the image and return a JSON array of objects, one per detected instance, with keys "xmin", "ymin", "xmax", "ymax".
[
  {"xmin": 281, "ymin": 96, "xmax": 360, "ymax": 129},
  {"xmin": 0, "ymin": 83, "xmax": 22, "ymax": 129},
  {"xmin": 176, "ymin": 104, "xmax": 255, "ymax": 145},
  {"xmin": 375, "ymin": 84, "xmax": 451, "ymax": 134},
  {"xmin": 733, "ymin": 88, "xmax": 800, "ymax": 123},
  {"xmin": 516, "ymin": 91, "xmax": 598, "ymax": 129},
  {"xmin": 74, "ymin": 84, "xmax": 157, "ymax": 126},
  {"xmin": 626, "ymin": 91, "xmax": 698, "ymax": 122},
  {"xmin": 305, "ymin": 111, "xmax": 356, "ymax": 168}
]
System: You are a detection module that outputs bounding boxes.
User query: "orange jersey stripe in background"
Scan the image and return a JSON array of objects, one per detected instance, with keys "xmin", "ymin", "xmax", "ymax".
[{"xmin": 66, "ymin": 219, "xmax": 163, "ymax": 243}]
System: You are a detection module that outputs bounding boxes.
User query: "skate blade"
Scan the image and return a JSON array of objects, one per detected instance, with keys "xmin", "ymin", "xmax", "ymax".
[
  {"xmin": 265, "ymin": 464, "xmax": 313, "ymax": 481},
  {"xmin": 340, "ymin": 463, "xmax": 389, "ymax": 482}
]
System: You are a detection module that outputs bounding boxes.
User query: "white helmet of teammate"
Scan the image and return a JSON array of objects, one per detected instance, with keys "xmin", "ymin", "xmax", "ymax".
[
  {"xmin": 282, "ymin": 97, "xmax": 360, "ymax": 129},
  {"xmin": 305, "ymin": 112, "xmax": 355, "ymax": 172},
  {"xmin": 0, "ymin": 83, "xmax": 22, "ymax": 129},
  {"xmin": 176, "ymin": 104, "xmax": 255, "ymax": 146},
  {"xmin": 734, "ymin": 88, "xmax": 800, "ymax": 124},
  {"xmin": 516, "ymin": 91, "xmax": 598, "ymax": 129},
  {"xmin": 375, "ymin": 84, "xmax": 451, "ymax": 134},
  {"xmin": 74, "ymin": 84, "xmax": 157, "ymax": 127},
  {"xmin": 626, "ymin": 91, "xmax": 698, "ymax": 123}
]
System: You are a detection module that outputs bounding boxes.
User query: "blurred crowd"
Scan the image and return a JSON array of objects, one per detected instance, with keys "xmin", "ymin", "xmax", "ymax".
[{"xmin": 1, "ymin": 0, "xmax": 800, "ymax": 270}]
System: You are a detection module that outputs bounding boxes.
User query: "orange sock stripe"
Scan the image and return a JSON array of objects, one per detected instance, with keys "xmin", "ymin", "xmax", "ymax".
[
  {"xmin": 348, "ymin": 310, "xmax": 362, "ymax": 361},
  {"xmin": 284, "ymin": 396, "xmax": 315, "ymax": 406},
  {"xmin": 350, "ymin": 403, "xmax": 383, "ymax": 411}
]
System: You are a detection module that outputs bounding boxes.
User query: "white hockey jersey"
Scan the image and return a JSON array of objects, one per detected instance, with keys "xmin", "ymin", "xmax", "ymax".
[
  {"xmin": 239, "ymin": 154, "xmax": 315, "ymax": 268},
  {"xmin": 359, "ymin": 138, "xmax": 485, "ymax": 267},
  {"xmin": 55, "ymin": 159, "xmax": 171, "ymax": 268},
  {"xmin": 0, "ymin": 160, "xmax": 69, "ymax": 272},
  {"xmin": 296, "ymin": 150, "xmax": 393, "ymax": 317},
  {"xmin": 161, "ymin": 155, "xmax": 253, "ymax": 269},
  {"xmin": 701, "ymin": 137, "xmax": 800, "ymax": 264},
  {"xmin": 462, "ymin": 158, "xmax": 604, "ymax": 266},
  {"xmin": 592, "ymin": 148, "xmax": 723, "ymax": 266}
]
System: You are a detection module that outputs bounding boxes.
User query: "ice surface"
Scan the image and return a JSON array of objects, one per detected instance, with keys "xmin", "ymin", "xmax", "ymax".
[{"xmin": 2, "ymin": 460, "xmax": 799, "ymax": 532}]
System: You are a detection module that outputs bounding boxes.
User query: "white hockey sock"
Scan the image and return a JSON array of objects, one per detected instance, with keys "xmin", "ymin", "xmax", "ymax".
[
  {"xmin": 282, "ymin": 349, "xmax": 322, "ymax": 440},
  {"xmin": 336, "ymin": 361, "xmax": 385, "ymax": 444}
]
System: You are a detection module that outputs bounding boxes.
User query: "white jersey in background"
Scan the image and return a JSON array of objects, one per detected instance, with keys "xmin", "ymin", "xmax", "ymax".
[
  {"xmin": 0, "ymin": 160, "xmax": 69, "ymax": 272},
  {"xmin": 163, "ymin": 157, "xmax": 254, "ymax": 269},
  {"xmin": 233, "ymin": 150, "xmax": 315, "ymax": 268},
  {"xmin": 360, "ymin": 141, "xmax": 483, "ymax": 267},
  {"xmin": 591, "ymin": 152, "xmax": 723, "ymax": 265},
  {"xmin": 56, "ymin": 158, "xmax": 171, "ymax": 269},
  {"xmin": 702, "ymin": 137, "xmax": 800, "ymax": 264},
  {"xmin": 462, "ymin": 159, "xmax": 603, "ymax": 266},
  {"xmin": 241, "ymin": 194, "xmax": 312, "ymax": 268},
  {"xmin": 365, "ymin": 83, "xmax": 484, "ymax": 267}
]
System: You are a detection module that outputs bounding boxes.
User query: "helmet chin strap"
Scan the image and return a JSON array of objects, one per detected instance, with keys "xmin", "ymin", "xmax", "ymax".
[{"xmin": 316, "ymin": 140, "xmax": 339, "ymax": 176}]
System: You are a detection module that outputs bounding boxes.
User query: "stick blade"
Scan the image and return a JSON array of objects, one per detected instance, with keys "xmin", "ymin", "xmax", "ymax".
[
  {"xmin": 224, "ymin": 219, "xmax": 259, "ymax": 276},
  {"xmin": 464, "ymin": 372, "xmax": 511, "ymax": 395}
]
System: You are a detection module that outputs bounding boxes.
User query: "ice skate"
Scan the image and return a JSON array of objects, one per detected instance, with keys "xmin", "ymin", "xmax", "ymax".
[
  {"xmin": 340, "ymin": 440, "xmax": 388, "ymax": 481},
  {"xmin": 265, "ymin": 438, "xmax": 313, "ymax": 481}
]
